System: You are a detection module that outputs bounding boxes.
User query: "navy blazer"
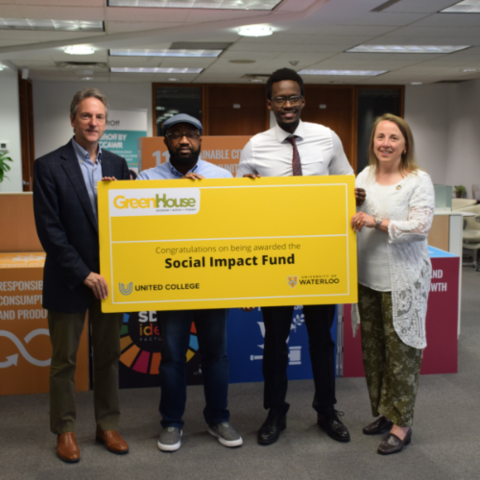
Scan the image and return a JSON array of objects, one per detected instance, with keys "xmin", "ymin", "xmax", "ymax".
[{"xmin": 33, "ymin": 140, "xmax": 130, "ymax": 313}]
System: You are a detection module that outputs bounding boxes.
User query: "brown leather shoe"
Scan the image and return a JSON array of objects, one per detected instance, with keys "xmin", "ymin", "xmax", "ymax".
[
  {"xmin": 95, "ymin": 427, "xmax": 129, "ymax": 454},
  {"xmin": 363, "ymin": 416, "xmax": 394, "ymax": 435},
  {"xmin": 57, "ymin": 432, "xmax": 80, "ymax": 463}
]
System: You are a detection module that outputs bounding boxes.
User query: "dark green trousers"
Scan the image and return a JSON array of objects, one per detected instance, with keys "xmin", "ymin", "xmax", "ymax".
[
  {"xmin": 358, "ymin": 283, "xmax": 422, "ymax": 427},
  {"xmin": 48, "ymin": 298, "xmax": 123, "ymax": 435}
]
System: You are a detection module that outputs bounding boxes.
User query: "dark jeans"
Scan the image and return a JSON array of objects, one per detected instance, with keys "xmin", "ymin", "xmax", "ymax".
[
  {"xmin": 261, "ymin": 304, "xmax": 337, "ymax": 417},
  {"xmin": 159, "ymin": 308, "xmax": 230, "ymax": 429}
]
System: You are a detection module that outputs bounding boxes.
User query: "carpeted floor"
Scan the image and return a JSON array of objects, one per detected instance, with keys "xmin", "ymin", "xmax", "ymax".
[{"xmin": 1, "ymin": 267, "xmax": 479, "ymax": 480}]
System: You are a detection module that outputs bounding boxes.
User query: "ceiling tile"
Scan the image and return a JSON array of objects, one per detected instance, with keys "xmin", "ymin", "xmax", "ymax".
[
  {"xmin": 381, "ymin": 0, "xmax": 456, "ymax": 14},
  {"xmin": 331, "ymin": 12, "xmax": 429, "ymax": 26},
  {"xmin": 185, "ymin": 9, "xmax": 265, "ymax": 22},
  {"xmin": 412, "ymin": 13, "xmax": 480, "ymax": 28},
  {"xmin": 276, "ymin": 0, "xmax": 318, "ymax": 12},
  {"xmin": 0, "ymin": 5, "xmax": 22, "ymax": 15}
]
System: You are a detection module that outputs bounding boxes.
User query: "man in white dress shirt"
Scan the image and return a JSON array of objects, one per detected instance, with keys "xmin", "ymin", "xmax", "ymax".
[{"xmin": 238, "ymin": 68, "xmax": 365, "ymax": 446}]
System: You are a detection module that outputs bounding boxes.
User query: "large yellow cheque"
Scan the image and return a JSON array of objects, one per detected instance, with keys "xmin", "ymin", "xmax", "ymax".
[{"xmin": 98, "ymin": 176, "xmax": 358, "ymax": 312}]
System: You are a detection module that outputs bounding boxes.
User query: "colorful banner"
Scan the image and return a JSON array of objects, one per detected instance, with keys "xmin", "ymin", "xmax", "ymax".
[
  {"xmin": 0, "ymin": 253, "xmax": 89, "ymax": 395},
  {"xmin": 139, "ymin": 136, "xmax": 250, "ymax": 175},
  {"xmin": 100, "ymin": 109, "xmax": 148, "ymax": 174},
  {"xmin": 117, "ymin": 306, "xmax": 338, "ymax": 389},
  {"xmin": 98, "ymin": 176, "xmax": 358, "ymax": 313}
]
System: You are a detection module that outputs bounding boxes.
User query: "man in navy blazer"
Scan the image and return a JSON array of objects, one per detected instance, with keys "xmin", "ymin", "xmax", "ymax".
[{"xmin": 33, "ymin": 88, "xmax": 130, "ymax": 463}]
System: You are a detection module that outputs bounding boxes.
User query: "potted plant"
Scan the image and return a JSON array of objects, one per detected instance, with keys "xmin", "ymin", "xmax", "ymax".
[
  {"xmin": 454, "ymin": 185, "xmax": 467, "ymax": 198},
  {"xmin": 0, "ymin": 151, "xmax": 13, "ymax": 183}
]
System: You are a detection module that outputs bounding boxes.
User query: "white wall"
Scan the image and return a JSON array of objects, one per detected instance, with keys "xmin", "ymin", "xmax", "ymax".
[
  {"xmin": 0, "ymin": 67, "xmax": 22, "ymax": 193},
  {"xmin": 33, "ymin": 81, "xmax": 153, "ymax": 159},
  {"xmin": 405, "ymin": 80, "xmax": 480, "ymax": 197},
  {"xmin": 404, "ymin": 84, "xmax": 450, "ymax": 185},
  {"xmin": 445, "ymin": 80, "xmax": 480, "ymax": 197}
]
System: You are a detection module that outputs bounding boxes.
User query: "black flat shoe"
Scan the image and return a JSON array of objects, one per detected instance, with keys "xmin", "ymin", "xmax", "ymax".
[
  {"xmin": 363, "ymin": 416, "xmax": 394, "ymax": 435},
  {"xmin": 317, "ymin": 410, "xmax": 350, "ymax": 443},
  {"xmin": 257, "ymin": 413, "xmax": 286, "ymax": 445},
  {"xmin": 377, "ymin": 428, "xmax": 412, "ymax": 455}
]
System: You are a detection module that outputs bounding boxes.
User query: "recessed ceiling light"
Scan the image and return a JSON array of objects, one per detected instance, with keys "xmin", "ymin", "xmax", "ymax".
[
  {"xmin": 250, "ymin": 78, "xmax": 264, "ymax": 83},
  {"xmin": 168, "ymin": 78, "xmax": 179, "ymax": 82},
  {"xmin": 110, "ymin": 67, "xmax": 203, "ymax": 73},
  {"xmin": 64, "ymin": 45, "xmax": 95, "ymax": 55},
  {"xmin": 238, "ymin": 25, "xmax": 273, "ymax": 37},
  {"xmin": 441, "ymin": 1, "xmax": 480, "ymax": 13},
  {"xmin": 410, "ymin": 82, "xmax": 423, "ymax": 85},
  {"xmin": 298, "ymin": 69, "xmax": 388, "ymax": 76},
  {"xmin": 108, "ymin": 0, "xmax": 282, "ymax": 9},
  {"xmin": 109, "ymin": 49, "xmax": 222, "ymax": 58},
  {"xmin": 460, "ymin": 68, "xmax": 479, "ymax": 72},
  {"xmin": 81, "ymin": 77, "xmax": 94, "ymax": 80},
  {"xmin": 347, "ymin": 45, "xmax": 470, "ymax": 54},
  {"xmin": 0, "ymin": 18, "xmax": 103, "ymax": 31}
]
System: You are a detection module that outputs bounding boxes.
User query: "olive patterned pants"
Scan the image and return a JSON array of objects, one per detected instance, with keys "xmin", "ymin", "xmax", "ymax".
[{"xmin": 358, "ymin": 283, "xmax": 422, "ymax": 427}]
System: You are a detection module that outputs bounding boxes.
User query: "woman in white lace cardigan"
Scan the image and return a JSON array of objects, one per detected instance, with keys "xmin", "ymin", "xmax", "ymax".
[{"xmin": 351, "ymin": 113, "xmax": 435, "ymax": 455}]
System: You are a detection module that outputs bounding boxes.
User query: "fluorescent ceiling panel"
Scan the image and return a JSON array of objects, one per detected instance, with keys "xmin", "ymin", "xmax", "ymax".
[
  {"xmin": 346, "ymin": 45, "xmax": 470, "ymax": 54},
  {"xmin": 0, "ymin": 18, "xmax": 103, "ymax": 31},
  {"xmin": 107, "ymin": 0, "xmax": 282, "ymax": 9},
  {"xmin": 441, "ymin": 1, "xmax": 480, "ymax": 13},
  {"xmin": 299, "ymin": 69, "xmax": 387, "ymax": 76},
  {"xmin": 110, "ymin": 67, "xmax": 203, "ymax": 73},
  {"xmin": 109, "ymin": 49, "xmax": 222, "ymax": 57}
]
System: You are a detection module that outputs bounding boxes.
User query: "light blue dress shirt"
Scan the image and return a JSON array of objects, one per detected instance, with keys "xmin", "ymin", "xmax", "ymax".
[
  {"xmin": 137, "ymin": 159, "xmax": 233, "ymax": 180},
  {"xmin": 72, "ymin": 137, "xmax": 103, "ymax": 219}
]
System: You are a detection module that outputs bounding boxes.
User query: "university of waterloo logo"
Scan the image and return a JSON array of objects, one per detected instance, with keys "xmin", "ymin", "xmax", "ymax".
[{"xmin": 287, "ymin": 276, "xmax": 298, "ymax": 289}]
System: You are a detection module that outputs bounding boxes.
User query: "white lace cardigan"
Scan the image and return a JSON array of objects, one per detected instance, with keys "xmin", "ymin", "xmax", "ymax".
[{"xmin": 352, "ymin": 167, "xmax": 435, "ymax": 349}]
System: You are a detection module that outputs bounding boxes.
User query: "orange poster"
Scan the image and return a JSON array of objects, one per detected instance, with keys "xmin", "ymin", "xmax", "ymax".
[
  {"xmin": 0, "ymin": 253, "xmax": 89, "ymax": 395},
  {"xmin": 140, "ymin": 136, "xmax": 251, "ymax": 175}
]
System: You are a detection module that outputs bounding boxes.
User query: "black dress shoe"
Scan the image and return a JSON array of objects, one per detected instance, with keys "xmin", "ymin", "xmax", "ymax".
[
  {"xmin": 257, "ymin": 413, "xmax": 286, "ymax": 445},
  {"xmin": 377, "ymin": 428, "xmax": 412, "ymax": 455},
  {"xmin": 363, "ymin": 416, "xmax": 394, "ymax": 435},
  {"xmin": 317, "ymin": 410, "xmax": 350, "ymax": 443}
]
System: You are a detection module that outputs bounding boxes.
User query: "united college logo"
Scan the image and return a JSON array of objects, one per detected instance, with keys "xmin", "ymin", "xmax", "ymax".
[
  {"xmin": 287, "ymin": 276, "xmax": 298, "ymax": 289},
  {"xmin": 119, "ymin": 282, "xmax": 133, "ymax": 295}
]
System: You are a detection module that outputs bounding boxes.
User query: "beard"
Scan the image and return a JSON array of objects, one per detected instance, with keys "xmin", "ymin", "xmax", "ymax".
[{"xmin": 168, "ymin": 144, "xmax": 201, "ymax": 166}]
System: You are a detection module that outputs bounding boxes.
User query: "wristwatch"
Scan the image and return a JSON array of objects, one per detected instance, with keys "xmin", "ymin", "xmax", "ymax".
[{"xmin": 374, "ymin": 218, "xmax": 382, "ymax": 230}]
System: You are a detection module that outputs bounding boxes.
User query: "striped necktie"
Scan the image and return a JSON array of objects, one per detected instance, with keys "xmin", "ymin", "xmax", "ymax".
[{"xmin": 287, "ymin": 135, "xmax": 302, "ymax": 176}]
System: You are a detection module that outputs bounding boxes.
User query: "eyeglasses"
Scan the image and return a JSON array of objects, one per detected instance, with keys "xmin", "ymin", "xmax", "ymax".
[
  {"xmin": 165, "ymin": 131, "xmax": 201, "ymax": 141},
  {"xmin": 271, "ymin": 95, "xmax": 303, "ymax": 107}
]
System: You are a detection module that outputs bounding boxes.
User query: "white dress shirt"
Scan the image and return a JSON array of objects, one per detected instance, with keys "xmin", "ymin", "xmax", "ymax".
[{"xmin": 237, "ymin": 120, "xmax": 354, "ymax": 178}]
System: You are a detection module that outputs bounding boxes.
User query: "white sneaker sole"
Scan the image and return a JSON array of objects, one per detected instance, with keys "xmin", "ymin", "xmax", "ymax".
[
  {"xmin": 157, "ymin": 430, "xmax": 182, "ymax": 452},
  {"xmin": 208, "ymin": 427, "xmax": 243, "ymax": 448}
]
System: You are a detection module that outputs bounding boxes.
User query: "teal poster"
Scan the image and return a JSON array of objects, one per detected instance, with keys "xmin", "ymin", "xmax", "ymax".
[{"xmin": 100, "ymin": 109, "xmax": 147, "ymax": 176}]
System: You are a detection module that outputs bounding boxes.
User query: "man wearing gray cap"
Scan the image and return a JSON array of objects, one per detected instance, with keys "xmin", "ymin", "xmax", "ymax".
[{"xmin": 138, "ymin": 114, "xmax": 242, "ymax": 452}]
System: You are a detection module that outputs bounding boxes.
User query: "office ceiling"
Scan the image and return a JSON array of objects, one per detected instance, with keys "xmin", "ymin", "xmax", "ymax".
[{"xmin": 1, "ymin": 0, "xmax": 480, "ymax": 85}]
